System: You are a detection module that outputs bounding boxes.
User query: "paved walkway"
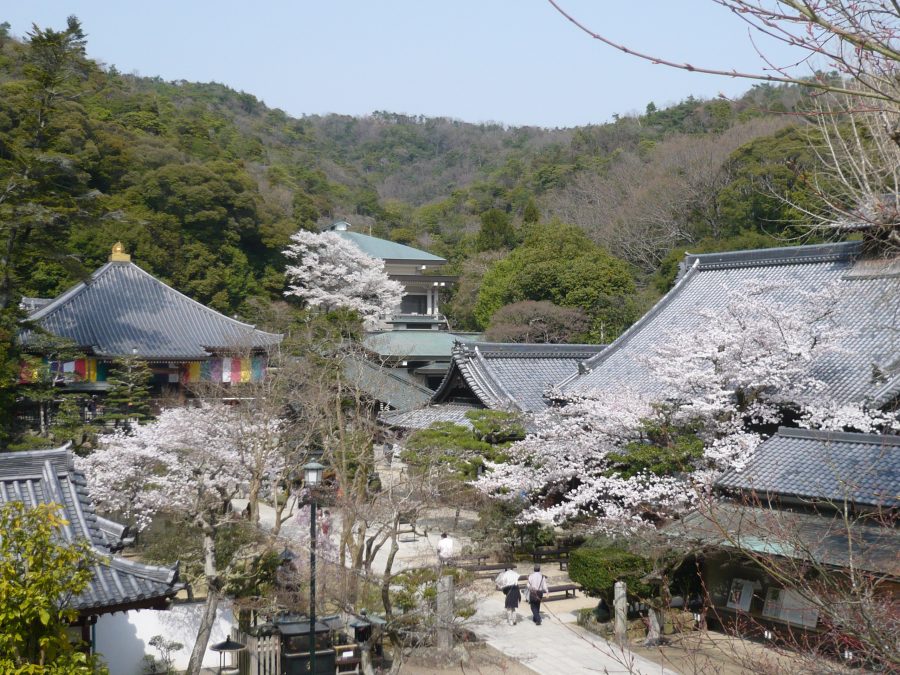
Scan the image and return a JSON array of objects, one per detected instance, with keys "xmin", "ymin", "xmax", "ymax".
[{"xmin": 471, "ymin": 592, "xmax": 678, "ymax": 675}]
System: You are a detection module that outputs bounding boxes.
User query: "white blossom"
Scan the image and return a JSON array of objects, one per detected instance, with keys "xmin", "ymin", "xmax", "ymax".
[
  {"xmin": 476, "ymin": 280, "xmax": 896, "ymax": 533},
  {"xmin": 283, "ymin": 229, "xmax": 404, "ymax": 329},
  {"xmin": 77, "ymin": 404, "xmax": 285, "ymax": 530}
]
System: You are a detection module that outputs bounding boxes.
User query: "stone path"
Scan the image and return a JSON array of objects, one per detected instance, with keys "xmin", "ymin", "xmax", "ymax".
[{"xmin": 471, "ymin": 588, "xmax": 678, "ymax": 675}]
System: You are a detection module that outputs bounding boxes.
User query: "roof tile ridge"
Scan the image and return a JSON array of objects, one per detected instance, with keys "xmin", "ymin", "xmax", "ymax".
[
  {"xmin": 870, "ymin": 372, "xmax": 900, "ymax": 408},
  {"xmin": 471, "ymin": 346, "xmax": 521, "ymax": 412},
  {"xmin": 26, "ymin": 264, "xmax": 114, "ymax": 323},
  {"xmin": 455, "ymin": 347, "xmax": 495, "ymax": 407},
  {"xmin": 776, "ymin": 426, "xmax": 900, "ymax": 446},
  {"xmin": 556, "ymin": 259, "xmax": 703, "ymax": 391},
  {"xmin": 107, "ymin": 554, "xmax": 180, "ymax": 584},
  {"xmin": 687, "ymin": 241, "xmax": 861, "ymax": 270},
  {"xmin": 474, "ymin": 342, "xmax": 606, "ymax": 358},
  {"xmin": 41, "ymin": 459, "xmax": 76, "ymax": 542},
  {"xmin": 427, "ymin": 342, "xmax": 470, "ymax": 403},
  {"xmin": 124, "ymin": 263, "xmax": 282, "ymax": 338}
]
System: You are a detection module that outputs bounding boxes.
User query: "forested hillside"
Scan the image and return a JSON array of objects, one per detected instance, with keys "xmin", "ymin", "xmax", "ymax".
[{"xmin": 0, "ymin": 17, "xmax": 834, "ymax": 337}]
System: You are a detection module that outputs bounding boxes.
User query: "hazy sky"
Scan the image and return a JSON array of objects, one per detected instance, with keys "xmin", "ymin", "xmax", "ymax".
[{"xmin": 4, "ymin": 1, "xmax": 809, "ymax": 128}]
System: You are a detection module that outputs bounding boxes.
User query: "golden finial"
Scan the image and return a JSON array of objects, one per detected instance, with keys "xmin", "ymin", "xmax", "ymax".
[{"xmin": 109, "ymin": 241, "xmax": 131, "ymax": 262}]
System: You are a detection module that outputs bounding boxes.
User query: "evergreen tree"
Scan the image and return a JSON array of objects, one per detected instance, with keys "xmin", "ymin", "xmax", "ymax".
[
  {"xmin": 523, "ymin": 199, "xmax": 540, "ymax": 225},
  {"xmin": 101, "ymin": 354, "xmax": 153, "ymax": 426},
  {"xmin": 475, "ymin": 209, "xmax": 517, "ymax": 252}
]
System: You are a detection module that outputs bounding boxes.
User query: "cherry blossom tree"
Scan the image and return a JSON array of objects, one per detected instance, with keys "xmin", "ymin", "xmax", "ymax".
[
  {"xmin": 476, "ymin": 279, "xmax": 896, "ymax": 533},
  {"xmin": 77, "ymin": 404, "xmax": 285, "ymax": 675},
  {"xmin": 283, "ymin": 230, "xmax": 404, "ymax": 329}
]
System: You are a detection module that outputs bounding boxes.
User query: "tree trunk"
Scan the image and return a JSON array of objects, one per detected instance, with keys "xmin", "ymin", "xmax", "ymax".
[
  {"xmin": 381, "ymin": 532, "xmax": 401, "ymax": 618},
  {"xmin": 186, "ymin": 529, "xmax": 220, "ymax": 675},
  {"xmin": 247, "ymin": 476, "xmax": 261, "ymax": 524},
  {"xmin": 644, "ymin": 607, "xmax": 663, "ymax": 647},
  {"xmin": 360, "ymin": 640, "xmax": 375, "ymax": 675}
]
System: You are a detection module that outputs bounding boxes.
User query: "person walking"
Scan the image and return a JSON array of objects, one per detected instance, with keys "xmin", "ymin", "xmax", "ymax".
[
  {"xmin": 437, "ymin": 532, "xmax": 454, "ymax": 564},
  {"xmin": 494, "ymin": 565, "xmax": 519, "ymax": 594},
  {"xmin": 504, "ymin": 581, "xmax": 521, "ymax": 625},
  {"xmin": 526, "ymin": 564, "xmax": 549, "ymax": 625}
]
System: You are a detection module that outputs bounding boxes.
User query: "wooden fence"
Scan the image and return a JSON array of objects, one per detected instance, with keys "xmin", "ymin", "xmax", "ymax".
[{"xmin": 231, "ymin": 628, "xmax": 281, "ymax": 675}]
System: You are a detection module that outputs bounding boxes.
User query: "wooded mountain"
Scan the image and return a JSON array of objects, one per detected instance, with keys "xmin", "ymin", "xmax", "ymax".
[{"xmin": 0, "ymin": 17, "xmax": 831, "ymax": 326}]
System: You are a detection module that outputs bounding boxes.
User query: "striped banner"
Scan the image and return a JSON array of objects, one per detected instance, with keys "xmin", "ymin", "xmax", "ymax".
[{"xmin": 179, "ymin": 357, "xmax": 268, "ymax": 384}]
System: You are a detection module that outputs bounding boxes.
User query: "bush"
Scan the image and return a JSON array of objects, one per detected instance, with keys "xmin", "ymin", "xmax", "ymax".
[{"xmin": 568, "ymin": 546, "xmax": 652, "ymax": 601}]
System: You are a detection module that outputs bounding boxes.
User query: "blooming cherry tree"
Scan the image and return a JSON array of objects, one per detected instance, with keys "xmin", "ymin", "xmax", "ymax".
[
  {"xmin": 78, "ymin": 404, "xmax": 286, "ymax": 675},
  {"xmin": 476, "ymin": 280, "xmax": 894, "ymax": 533},
  {"xmin": 283, "ymin": 229, "xmax": 404, "ymax": 329}
]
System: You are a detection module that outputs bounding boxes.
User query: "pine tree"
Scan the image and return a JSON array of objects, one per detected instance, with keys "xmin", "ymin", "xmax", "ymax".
[{"xmin": 101, "ymin": 354, "xmax": 153, "ymax": 426}]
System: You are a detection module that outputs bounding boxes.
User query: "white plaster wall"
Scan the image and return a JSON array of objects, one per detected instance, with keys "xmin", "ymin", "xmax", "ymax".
[{"xmin": 94, "ymin": 601, "xmax": 233, "ymax": 674}]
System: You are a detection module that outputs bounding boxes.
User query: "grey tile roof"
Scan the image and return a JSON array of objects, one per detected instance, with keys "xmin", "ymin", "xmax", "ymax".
[
  {"xmin": 379, "ymin": 403, "xmax": 481, "ymax": 430},
  {"xmin": 717, "ymin": 427, "xmax": 900, "ymax": 508},
  {"xmin": 0, "ymin": 446, "xmax": 182, "ymax": 614},
  {"xmin": 343, "ymin": 354, "xmax": 434, "ymax": 412},
  {"xmin": 23, "ymin": 262, "xmax": 282, "ymax": 360},
  {"xmin": 433, "ymin": 342, "xmax": 605, "ymax": 412},
  {"xmin": 559, "ymin": 242, "xmax": 899, "ymax": 407},
  {"xmin": 669, "ymin": 503, "xmax": 899, "ymax": 577}
]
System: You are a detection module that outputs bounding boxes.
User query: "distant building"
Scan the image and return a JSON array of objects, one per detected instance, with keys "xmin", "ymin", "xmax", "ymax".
[
  {"xmin": 329, "ymin": 221, "xmax": 456, "ymax": 330},
  {"xmin": 19, "ymin": 243, "xmax": 281, "ymax": 393}
]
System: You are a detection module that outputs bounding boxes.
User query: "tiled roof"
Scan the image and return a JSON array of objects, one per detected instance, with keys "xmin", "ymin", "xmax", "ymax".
[
  {"xmin": 559, "ymin": 242, "xmax": 899, "ymax": 406},
  {"xmin": 0, "ymin": 447, "xmax": 182, "ymax": 614},
  {"xmin": 362, "ymin": 331, "xmax": 479, "ymax": 360},
  {"xmin": 23, "ymin": 261, "xmax": 282, "ymax": 360},
  {"xmin": 669, "ymin": 503, "xmax": 899, "ymax": 577},
  {"xmin": 379, "ymin": 403, "xmax": 481, "ymax": 430},
  {"xmin": 433, "ymin": 342, "xmax": 605, "ymax": 412},
  {"xmin": 343, "ymin": 354, "xmax": 434, "ymax": 412},
  {"xmin": 330, "ymin": 223, "xmax": 446, "ymax": 263},
  {"xmin": 717, "ymin": 427, "xmax": 900, "ymax": 508}
]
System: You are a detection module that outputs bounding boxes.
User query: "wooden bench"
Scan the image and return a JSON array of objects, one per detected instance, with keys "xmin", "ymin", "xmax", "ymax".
[
  {"xmin": 456, "ymin": 562, "xmax": 510, "ymax": 579},
  {"xmin": 516, "ymin": 579, "xmax": 581, "ymax": 600},
  {"xmin": 532, "ymin": 547, "xmax": 571, "ymax": 570},
  {"xmin": 546, "ymin": 583, "xmax": 580, "ymax": 600}
]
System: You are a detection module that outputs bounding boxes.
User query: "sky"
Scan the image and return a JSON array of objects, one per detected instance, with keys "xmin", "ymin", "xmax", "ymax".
[{"xmin": 3, "ymin": 1, "xmax": 810, "ymax": 129}]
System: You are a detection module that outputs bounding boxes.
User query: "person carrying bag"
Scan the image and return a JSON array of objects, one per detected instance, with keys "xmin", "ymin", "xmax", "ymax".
[{"xmin": 526, "ymin": 564, "xmax": 549, "ymax": 625}]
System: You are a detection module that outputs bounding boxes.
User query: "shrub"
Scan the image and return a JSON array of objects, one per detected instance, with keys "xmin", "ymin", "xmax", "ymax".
[{"xmin": 568, "ymin": 546, "xmax": 652, "ymax": 601}]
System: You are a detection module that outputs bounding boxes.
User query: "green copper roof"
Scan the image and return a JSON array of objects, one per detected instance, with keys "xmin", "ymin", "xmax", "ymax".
[
  {"xmin": 329, "ymin": 222, "xmax": 445, "ymax": 263},
  {"xmin": 363, "ymin": 331, "xmax": 479, "ymax": 359}
]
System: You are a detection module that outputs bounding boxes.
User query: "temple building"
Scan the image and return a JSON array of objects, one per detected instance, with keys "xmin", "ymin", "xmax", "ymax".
[
  {"xmin": 381, "ymin": 341, "xmax": 605, "ymax": 430},
  {"xmin": 329, "ymin": 221, "xmax": 456, "ymax": 330},
  {"xmin": 0, "ymin": 446, "xmax": 183, "ymax": 648},
  {"xmin": 19, "ymin": 243, "xmax": 281, "ymax": 393}
]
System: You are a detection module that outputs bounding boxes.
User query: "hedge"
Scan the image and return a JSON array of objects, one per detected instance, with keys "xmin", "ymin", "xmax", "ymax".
[{"xmin": 568, "ymin": 546, "xmax": 652, "ymax": 601}]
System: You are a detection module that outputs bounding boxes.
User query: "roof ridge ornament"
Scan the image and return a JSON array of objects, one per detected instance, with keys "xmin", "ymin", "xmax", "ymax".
[{"xmin": 109, "ymin": 241, "xmax": 131, "ymax": 262}]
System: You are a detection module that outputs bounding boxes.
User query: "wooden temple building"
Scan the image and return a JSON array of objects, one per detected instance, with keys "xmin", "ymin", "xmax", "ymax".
[
  {"xmin": 19, "ymin": 243, "xmax": 281, "ymax": 393},
  {"xmin": 0, "ymin": 446, "xmax": 183, "ymax": 649}
]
